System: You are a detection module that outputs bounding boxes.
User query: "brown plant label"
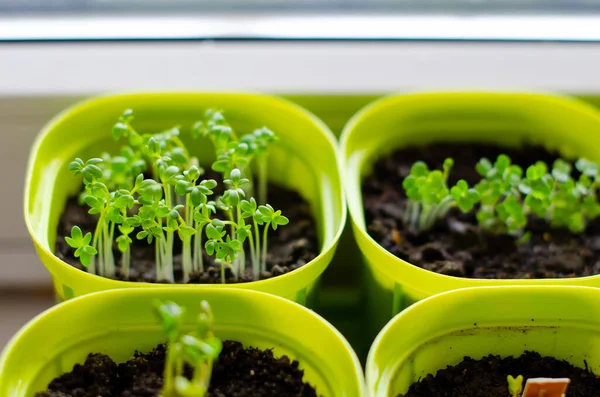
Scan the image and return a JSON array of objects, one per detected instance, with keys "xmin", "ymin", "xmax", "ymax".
[{"xmin": 522, "ymin": 378, "xmax": 570, "ymax": 397}]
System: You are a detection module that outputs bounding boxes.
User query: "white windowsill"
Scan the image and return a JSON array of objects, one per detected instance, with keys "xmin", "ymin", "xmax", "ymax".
[{"xmin": 1, "ymin": 13, "xmax": 600, "ymax": 42}]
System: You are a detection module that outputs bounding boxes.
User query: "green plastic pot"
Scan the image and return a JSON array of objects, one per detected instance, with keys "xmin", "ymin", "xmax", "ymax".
[
  {"xmin": 24, "ymin": 92, "xmax": 345, "ymax": 304},
  {"xmin": 0, "ymin": 288, "xmax": 366, "ymax": 397},
  {"xmin": 366, "ymin": 285, "xmax": 600, "ymax": 397},
  {"xmin": 340, "ymin": 91, "xmax": 600, "ymax": 337}
]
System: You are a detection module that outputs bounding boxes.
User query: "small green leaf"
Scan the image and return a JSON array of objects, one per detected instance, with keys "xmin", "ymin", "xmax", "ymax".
[
  {"xmin": 205, "ymin": 223, "xmax": 223, "ymax": 240},
  {"xmin": 70, "ymin": 226, "xmax": 83, "ymax": 242},
  {"xmin": 205, "ymin": 240, "xmax": 216, "ymax": 255},
  {"xmin": 410, "ymin": 161, "xmax": 428, "ymax": 177},
  {"xmin": 178, "ymin": 226, "xmax": 196, "ymax": 240},
  {"xmin": 526, "ymin": 161, "xmax": 547, "ymax": 181},
  {"xmin": 116, "ymin": 235, "xmax": 132, "ymax": 252},
  {"xmin": 475, "ymin": 157, "xmax": 493, "ymax": 177},
  {"xmin": 154, "ymin": 300, "xmax": 184, "ymax": 342},
  {"xmin": 552, "ymin": 159, "xmax": 572, "ymax": 183}
]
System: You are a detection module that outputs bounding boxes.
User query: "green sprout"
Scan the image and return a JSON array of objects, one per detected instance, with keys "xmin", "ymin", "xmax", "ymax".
[
  {"xmin": 507, "ymin": 374, "xmax": 524, "ymax": 397},
  {"xmin": 155, "ymin": 300, "xmax": 222, "ymax": 397},
  {"xmin": 66, "ymin": 109, "xmax": 288, "ymax": 284},
  {"xmin": 254, "ymin": 203, "xmax": 289, "ymax": 273},
  {"xmin": 65, "ymin": 226, "xmax": 97, "ymax": 269},
  {"xmin": 402, "ymin": 158, "xmax": 479, "ymax": 232}
]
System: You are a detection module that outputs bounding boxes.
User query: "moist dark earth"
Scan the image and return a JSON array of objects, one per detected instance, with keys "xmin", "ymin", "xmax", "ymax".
[
  {"xmin": 401, "ymin": 351, "xmax": 600, "ymax": 397},
  {"xmin": 36, "ymin": 340, "xmax": 319, "ymax": 397},
  {"xmin": 56, "ymin": 183, "xmax": 318, "ymax": 283},
  {"xmin": 362, "ymin": 143, "xmax": 600, "ymax": 279}
]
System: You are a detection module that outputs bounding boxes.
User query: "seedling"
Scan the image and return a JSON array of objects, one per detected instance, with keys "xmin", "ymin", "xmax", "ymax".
[
  {"xmin": 154, "ymin": 300, "xmax": 222, "ymax": 397},
  {"xmin": 402, "ymin": 158, "xmax": 479, "ymax": 232},
  {"xmin": 66, "ymin": 109, "xmax": 288, "ymax": 284},
  {"xmin": 507, "ymin": 375, "xmax": 524, "ymax": 397},
  {"xmin": 65, "ymin": 226, "xmax": 97, "ymax": 270}
]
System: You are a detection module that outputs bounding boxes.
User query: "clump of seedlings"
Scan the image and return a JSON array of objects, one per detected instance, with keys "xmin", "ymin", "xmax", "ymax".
[
  {"xmin": 65, "ymin": 109, "xmax": 288, "ymax": 283},
  {"xmin": 402, "ymin": 154, "xmax": 600, "ymax": 243},
  {"xmin": 155, "ymin": 300, "xmax": 222, "ymax": 397}
]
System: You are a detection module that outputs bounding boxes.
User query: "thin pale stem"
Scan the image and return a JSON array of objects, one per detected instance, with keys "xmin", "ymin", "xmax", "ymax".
[
  {"xmin": 244, "ymin": 167, "xmax": 255, "ymax": 201},
  {"xmin": 407, "ymin": 201, "xmax": 420, "ymax": 230},
  {"xmin": 261, "ymin": 222, "xmax": 270, "ymax": 273},
  {"xmin": 226, "ymin": 210, "xmax": 235, "ymax": 237},
  {"xmin": 418, "ymin": 203, "xmax": 434, "ymax": 231},
  {"xmin": 181, "ymin": 196, "xmax": 193, "ymax": 282},
  {"xmin": 221, "ymin": 261, "xmax": 227, "ymax": 284},
  {"xmin": 193, "ymin": 223, "xmax": 205, "ymax": 273},
  {"xmin": 181, "ymin": 238, "xmax": 192, "ymax": 283},
  {"xmin": 90, "ymin": 214, "xmax": 105, "ymax": 276},
  {"xmin": 162, "ymin": 341, "xmax": 177, "ymax": 396},
  {"xmin": 103, "ymin": 222, "xmax": 115, "ymax": 278},
  {"xmin": 155, "ymin": 239, "xmax": 162, "ymax": 281},
  {"xmin": 253, "ymin": 218, "xmax": 261, "ymax": 270},
  {"xmin": 236, "ymin": 206, "xmax": 244, "ymax": 279},
  {"xmin": 109, "ymin": 222, "xmax": 115, "ymax": 246},
  {"xmin": 122, "ymin": 248, "xmax": 130, "ymax": 280},
  {"xmin": 247, "ymin": 232, "xmax": 258, "ymax": 279},
  {"xmin": 164, "ymin": 232, "xmax": 174, "ymax": 283}
]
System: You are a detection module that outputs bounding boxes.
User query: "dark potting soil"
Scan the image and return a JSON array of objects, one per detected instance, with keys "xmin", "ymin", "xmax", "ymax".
[
  {"xmin": 36, "ymin": 340, "xmax": 320, "ymax": 397},
  {"xmin": 400, "ymin": 351, "xmax": 600, "ymax": 397},
  {"xmin": 55, "ymin": 184, "xmax": 318, "ymax": 283},
  {"xmin": 362, "ymin": 143, "xmax": 600, "ymax": 279}
]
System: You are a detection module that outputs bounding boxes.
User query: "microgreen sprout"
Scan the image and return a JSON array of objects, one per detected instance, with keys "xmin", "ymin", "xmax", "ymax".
[
  {"xmin": 66, "ymin": 109, "xmax": 288, "ymax": 284},
  {"xmin": 402, "ymin": 158, "xmax": 479, "ymax": 232},
  {"xmin": 507, "ymin": 374, "xmax": 524, "ymax": 397},
  {"xmin": 155, "ymin": 300, "xmax": 222, "ymax": 397},
  {"xmin": 65, "ymin": 226, "xmax": 97, "ymax": 270}
]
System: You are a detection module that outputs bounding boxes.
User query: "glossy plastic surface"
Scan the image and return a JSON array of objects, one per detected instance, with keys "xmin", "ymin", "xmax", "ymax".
[
  {"xmin": 24, "ymin": 92, "xmax": 345, "ymax": 303},
  {"xmin": 0, "ymin": 288, "xmax": 366, "ymax": 397},
  {"xmin": 340, "ymin": 91, "xmax": 600, "ymax": 336},
  {"xmin": 366, "ymin": 286, "xmax": 600, "ymax": 397}
]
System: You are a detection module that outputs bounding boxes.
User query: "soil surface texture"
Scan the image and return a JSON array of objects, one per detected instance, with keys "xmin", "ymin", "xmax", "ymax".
[
  {"xmin": 400, "ymin": 351, "xmax": 600, "ymax": 397},
  {"xmin": 363, "ymin": 143, "xmax": 600, "ymax": 279},
  {"xmin": 36, "ymin": 340, "xmax": 319, "ymax": 397},
  {"xmin": 56, "ymin": 183, "xmax": 318, "ymax": 283}
]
